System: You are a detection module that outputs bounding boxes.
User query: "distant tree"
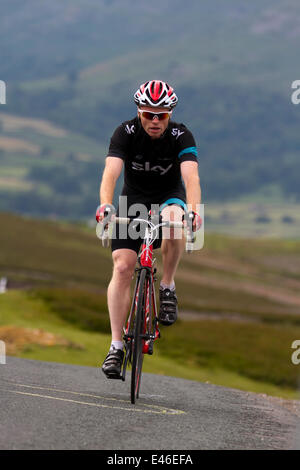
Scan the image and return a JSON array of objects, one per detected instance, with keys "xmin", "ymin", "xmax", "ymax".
[
  {"xmin": 219, "ymin": 211, "xmax": 234, "ymax": 223},
  {"xmin": 67, "ymin": 70, "xmax": 79, "ymax": 83},
  {"xmin": 255, "ymin": 215, "xmax": 271, "ymax": 224},
  {"xmin": 67, "ymin": 152, "xmax": 76, "ymax": 162},
  {"xmin": 281, "ymin": 215, "xmax": 295, "ymax": 224},
  {"xmin": 40, "ymin": 146, "xmax": 52, "ymax": 157}
]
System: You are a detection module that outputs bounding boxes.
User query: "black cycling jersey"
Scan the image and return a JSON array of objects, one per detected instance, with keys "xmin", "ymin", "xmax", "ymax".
[{"xmin": 107, "ymin": 117, "xmax": 198, "ymax": 199}]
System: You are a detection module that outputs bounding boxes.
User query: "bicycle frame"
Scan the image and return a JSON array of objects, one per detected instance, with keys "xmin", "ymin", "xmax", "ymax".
[{"xmin": 122, "ymin": 224, "xmax": 160, "ymax": 383}]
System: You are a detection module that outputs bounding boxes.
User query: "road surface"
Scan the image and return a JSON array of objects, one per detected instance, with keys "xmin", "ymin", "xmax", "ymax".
[{"xmin": 0, "ymin": 357, "xmax": 299, "ymax": 450}]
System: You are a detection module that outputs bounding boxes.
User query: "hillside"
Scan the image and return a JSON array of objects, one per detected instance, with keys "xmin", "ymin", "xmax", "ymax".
[
  {"xmin": 1, "ymin": 212, "xmax": 300, "ymax": 398},
  {"xmin": 0, "ymin": 112, "xmax": 106, "ymax": 216},
  {"xmin": 0, "ymin": 0, "xmax": 300, "ymax": 210}
]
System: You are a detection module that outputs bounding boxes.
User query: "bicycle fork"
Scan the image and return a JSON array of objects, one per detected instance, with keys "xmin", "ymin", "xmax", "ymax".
[{"xmin": 142, "ymin": 269, "xmax": 160, "ymax": 355}]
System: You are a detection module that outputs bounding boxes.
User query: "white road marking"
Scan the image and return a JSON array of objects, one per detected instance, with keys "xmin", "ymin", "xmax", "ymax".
[
  {"xmin": 0, "ymin": 381, "xmax": 185, "ymax": 415},
  {"xmin": 117, "ymin": 392, "xmax": 165, "ymax": 399}
]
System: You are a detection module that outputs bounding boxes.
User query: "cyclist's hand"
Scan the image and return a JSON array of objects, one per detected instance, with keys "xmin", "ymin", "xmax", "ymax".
[
  {"xmin": 96, "ymin": 203, "xmax": 115, "ymax": 223},
  {"xmin": 184, "ymin": 211, "xmax": 202, "ymax": 232},
  {"xmin": 191, "ymin": 211, "xmax": 202, "ymax": 231}
]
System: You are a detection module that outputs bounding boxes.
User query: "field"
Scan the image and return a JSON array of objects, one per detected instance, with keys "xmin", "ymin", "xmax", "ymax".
[
  {"xmin": 0, "ymin": 112, "xmax": 106, "ymax": 216},
  {"xmin": 1, "ymin": 110, "xmax": 300, "ymax": 237},
  {"xmin": 1, "ymin": 212, "xmax": 300, "ymax": 399},
  {"xmin": 204, "ymin": 201, "xmax": 300, "ymax": 239}
]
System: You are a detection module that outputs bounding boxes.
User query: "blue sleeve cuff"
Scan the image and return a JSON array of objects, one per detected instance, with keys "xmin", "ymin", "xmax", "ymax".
[{"xmin": 178, "ymin": 146, "xmax": 198, "ymax": 159}]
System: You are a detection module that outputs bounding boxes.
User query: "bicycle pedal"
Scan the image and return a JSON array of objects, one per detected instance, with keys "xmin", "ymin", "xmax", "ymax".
[
  {"xmin": 106, "ymin": 373, "xmax": 123, "ymax": 380},
  {"xmin": 102, "ymin": 368, "xmax": 123, "ymax": 380}
]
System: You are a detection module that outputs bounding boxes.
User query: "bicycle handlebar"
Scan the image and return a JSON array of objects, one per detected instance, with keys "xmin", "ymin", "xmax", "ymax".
[
  {"xmin": 96, "ymin": 215, "xmax": 195, "ymax": 252},
  {"xmin": 113, "ymin": 216, "xmax": 184, "ymax": 229}
]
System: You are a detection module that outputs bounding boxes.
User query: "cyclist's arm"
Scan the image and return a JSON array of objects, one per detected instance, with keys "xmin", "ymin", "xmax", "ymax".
[
  {"xmin": 99, "ymin": 156, "xmax": 124, "ymax": 205},
  {"xmin": 180, "ymin": 161, "xmax": 201, "ymax": 213}
]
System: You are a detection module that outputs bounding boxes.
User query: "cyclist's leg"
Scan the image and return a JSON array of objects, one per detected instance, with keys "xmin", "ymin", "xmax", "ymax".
[
  {"xmin": 103, "ymin": 240, "xmax": 140, "ymax": 377},
  {"xmin": 159, "ymin": 201, "xmax": 186, "ymax": 286},
  {"xmin": 157, "ymin": 199, "xmax": 186, "ymax": 326},
  {"xmin": 108, "ymin": 248, "xmax": 138, "ymax": 343},
  {"xmin": 109, "ymin": 193, "xmax": 148, "ymax": 343}
]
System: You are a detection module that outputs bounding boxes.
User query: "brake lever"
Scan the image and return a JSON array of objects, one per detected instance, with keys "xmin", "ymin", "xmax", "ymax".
[
  {"xmin": 184, "ymin": 212, "xmax": 195, "ymax": 253},
  {"xmin": 96, "ymin": 206, "xmax": 115, "ymax": 247}
]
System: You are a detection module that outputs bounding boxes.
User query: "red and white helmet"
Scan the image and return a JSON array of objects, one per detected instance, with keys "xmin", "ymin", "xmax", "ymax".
[{"xmin": 134, "ymin": 80, "xmax": 178, "ymax": 109}]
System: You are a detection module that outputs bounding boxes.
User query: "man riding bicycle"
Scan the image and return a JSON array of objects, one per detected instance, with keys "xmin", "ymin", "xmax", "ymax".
[{"xmin": 96, "ymin": 80, "xmax": 202, "ymax": 378}]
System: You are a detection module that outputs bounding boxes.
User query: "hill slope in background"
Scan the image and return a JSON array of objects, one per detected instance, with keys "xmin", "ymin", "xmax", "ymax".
[
  {"xmin": 0, "ymin": 112, "xmax": 106, "ymax": 216},
  {"xmin": 2, "ymin": 0, "xmax": 299, "ymax": 87},
  {"xmin": 1, "ymin": 0, "xmax": 300, "ymax": 214}
]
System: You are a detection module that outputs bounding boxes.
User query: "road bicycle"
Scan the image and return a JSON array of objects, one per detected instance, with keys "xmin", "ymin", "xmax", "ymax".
[{"xmin": 97, "ymin": 211, "xmax": 194, "ymax": 404}]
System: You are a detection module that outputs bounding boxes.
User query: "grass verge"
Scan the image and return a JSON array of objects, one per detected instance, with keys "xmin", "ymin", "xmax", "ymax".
[{"xmin": 1, "ymin": 289, "xmax": 299, "ymax": 400}]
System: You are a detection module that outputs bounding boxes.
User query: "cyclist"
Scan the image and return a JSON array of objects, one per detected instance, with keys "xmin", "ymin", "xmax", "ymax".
[{"xmin": 97, "ymin": 80, "xmax": 202, "ymax": 378}]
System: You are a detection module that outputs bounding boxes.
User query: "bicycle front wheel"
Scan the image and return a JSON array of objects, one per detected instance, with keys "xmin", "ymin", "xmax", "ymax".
[{"xmin": 131, "ymin": 267, "xmax": 147, "ymax": 404}]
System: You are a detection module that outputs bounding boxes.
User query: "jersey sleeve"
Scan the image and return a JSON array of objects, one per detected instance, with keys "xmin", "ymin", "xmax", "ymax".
[
  {"xmin": 106, "ymin": 123, "xmax": 130, "ymax": 160},
  {"xmin": 177, "ymin": 126, "xmax": 198, "ymax": 163}
]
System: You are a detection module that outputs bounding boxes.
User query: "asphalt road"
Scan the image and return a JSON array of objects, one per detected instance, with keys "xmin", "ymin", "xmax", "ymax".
[{"xmin": 0, "ymin": 357, "xmax": 299, "ymax": 450}]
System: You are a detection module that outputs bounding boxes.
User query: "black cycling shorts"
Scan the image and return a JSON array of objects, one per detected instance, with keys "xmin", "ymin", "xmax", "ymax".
[{"xmin": 111, "ymin": 192, "xmax": 187, "ymax": 254}]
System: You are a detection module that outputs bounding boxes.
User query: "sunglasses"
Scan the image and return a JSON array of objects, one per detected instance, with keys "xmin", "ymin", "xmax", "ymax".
[{"xmin": 139, "ymin": 110, "xmax": 172, "ymax": 121}]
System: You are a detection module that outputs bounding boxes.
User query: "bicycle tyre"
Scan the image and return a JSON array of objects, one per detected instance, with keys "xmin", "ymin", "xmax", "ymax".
[{"xmin": 131, "ymin": 267, "xmax": 147, "ymax": 404}]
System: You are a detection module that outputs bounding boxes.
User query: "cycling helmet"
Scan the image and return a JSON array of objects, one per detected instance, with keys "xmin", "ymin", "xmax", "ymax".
[{"xmin": 134, "ymin": 80, "xmax": 178, "ymax": 109}]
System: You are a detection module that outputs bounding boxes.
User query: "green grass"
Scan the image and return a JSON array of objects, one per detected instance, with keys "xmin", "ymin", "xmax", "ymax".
[
  {"xmin": 1, "ymin": 289, "xmax": 299, "ymax": 400},
  {"xmin": 157, "ymin": 319, "xmax": 300, "ymax": 389},
  {"xmin": 0, "ymin": 289, "xmax": 111, "ymax": 367},
  {"xmin": 28, "ymin": 287, "xmax": 110, "ymax": 333}
]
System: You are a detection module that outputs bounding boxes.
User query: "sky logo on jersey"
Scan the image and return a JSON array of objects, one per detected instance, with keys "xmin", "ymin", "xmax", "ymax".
[
  {"xmin": 171, "ymin": 128, "xmax": 185, "ymax": 139},
  {"xmin": 132, "ymin": 161, "xmax": 173, "ymax": 175},
  {"xmin": 125, "ymin": 124, "xmax": 135, "ymax": 134}
]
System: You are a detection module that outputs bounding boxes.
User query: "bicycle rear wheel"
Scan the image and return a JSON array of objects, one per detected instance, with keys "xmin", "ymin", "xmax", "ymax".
[{"xmin": 131, "ymin": 267, "xmax": 147, "ymax": 404}]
